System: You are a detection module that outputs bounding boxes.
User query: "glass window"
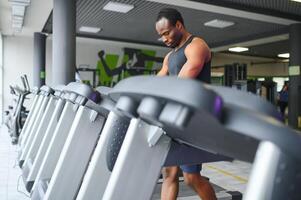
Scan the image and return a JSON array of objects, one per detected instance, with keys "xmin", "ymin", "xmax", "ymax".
[{"xmin": 273, "ymin": 77, "xmax": 289, "ymax": 92}]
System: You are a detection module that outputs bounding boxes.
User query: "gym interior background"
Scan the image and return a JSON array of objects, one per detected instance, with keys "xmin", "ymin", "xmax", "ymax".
[
  {"xmin": 0, "ymin": 0, "xmax": 301, "ymax": 199},
  {"xmin": 1, "ymin": 0, "xmax": 300, "ymax": 128}
]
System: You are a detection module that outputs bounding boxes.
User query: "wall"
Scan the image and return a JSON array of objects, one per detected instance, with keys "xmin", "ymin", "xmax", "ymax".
[
  {"xmin": 2, "ymin": 35, "xmax": 290, "ymax": 115},
  {"xmin": 3, "ymin": 36, "xmax": 34, "ymax": 115},
  {"xmin": 2, "ymin": 35, "xmax": 169, "ymax": 110},
  {"xmin": 46, "ymin": 36, "xmax": 169, "ymax": 87},
  {"xmin": 0, "ymin": 33, "xmax": 3, "ymax": 123}
]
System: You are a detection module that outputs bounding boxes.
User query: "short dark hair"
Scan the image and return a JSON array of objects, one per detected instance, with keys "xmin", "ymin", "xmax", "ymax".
[{"xmin": 156, "ymin": 8, "xmax": 184, "ymax": 27}]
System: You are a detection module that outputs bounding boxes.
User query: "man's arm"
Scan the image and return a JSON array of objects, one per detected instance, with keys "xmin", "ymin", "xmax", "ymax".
[
  {"xmin": 157, "ymin": 52, "xmax": 171, "ymax": 76},
  {"xmin": 178, "ymin": 38, "xmax": 210, "ymax": 79}
]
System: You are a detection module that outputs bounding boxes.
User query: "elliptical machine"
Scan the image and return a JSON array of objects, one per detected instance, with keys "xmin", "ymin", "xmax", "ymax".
[{"xmin": 4, "ymin": 75, "xmax": 32, "ymax": 144}]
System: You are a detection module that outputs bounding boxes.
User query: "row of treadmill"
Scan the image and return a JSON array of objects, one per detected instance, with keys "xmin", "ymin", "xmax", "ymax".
[{"xmin": 16, "ymin": 75, "xmax": 301, "ymax": 200}]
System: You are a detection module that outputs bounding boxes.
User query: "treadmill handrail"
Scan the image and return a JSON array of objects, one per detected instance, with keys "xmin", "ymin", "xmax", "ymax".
[{"xmin": 109, "ymin": 75, "xmax": 223, "ymax": 118}]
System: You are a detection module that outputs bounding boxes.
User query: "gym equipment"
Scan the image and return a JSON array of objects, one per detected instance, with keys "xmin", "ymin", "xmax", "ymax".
[
  {"xmin": 29, "ymin": 82, "xmax": 100, "ymax": 198},
  {"xmin": 18, "ymin": 85, "xmax": 54, "ymax": 167},
  {"xmin": 5, "ymin": 75, "xmax": 31, "ymax": 144},
  {"xmin": 21, "ymin": 85, "xmax": 65, "ymax": 190},
  {"xmin": 76, "ymin": 75, "xmax": 281, "ymax": 200},
  {"xmin": 75, "ymin": 96, "xmax": 136, "ymax": 200},
  {"xmin": 224, "ymin": 63, "xmax": 247, "ymax": 87},
  {"xmin": 40, "ymin": 86, "xmax": 113, "ymax": 200},
  {"xmin": 98, "ymin": 76, "xmax": 300, "ymax": 200},
  {"xmin": 18, "ymin": 85, "xmax": 54, "ymax": 148}
]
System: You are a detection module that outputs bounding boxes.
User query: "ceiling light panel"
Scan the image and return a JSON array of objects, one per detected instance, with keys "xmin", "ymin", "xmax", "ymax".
[
  {"xmin": 12, "ymin": 5, "xmax": 25, "ymax": 16},
  {"xmin": 9, "ymin": 0, "xmax": 30, "ymax": 6},
  {"xmin": 79, "ymin": 26, "xmax": 102, "ymax": 33},
  {"xmin": 204, "ymin": 19, "xmax": 235, "ymax": 28},
  {"xmin": 103, "ymin": 1, "xmax": 134, "ymax": 13},
  {"xmin": 228, "ymin": 47, "xmax": 249, "ymax": 52},
  {"xmin": 278, "ymin": 53, "xmax": 290, "ymax": 58}
]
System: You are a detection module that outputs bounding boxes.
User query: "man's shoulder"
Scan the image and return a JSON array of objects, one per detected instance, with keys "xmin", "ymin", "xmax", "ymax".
[
  {"xmin": 186, "ymin": 37, "xmax": 210, "ymax": 52},
  {"xmin": 185, "ymin": 36, "xmax": 211, "ymax": 60},
  {"xmin": 191, "ymin": 37, "xmax": 209, "ymax": 47}
]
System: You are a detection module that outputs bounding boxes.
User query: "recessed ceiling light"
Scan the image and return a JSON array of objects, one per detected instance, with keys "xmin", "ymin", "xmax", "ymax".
[
  {"xmin": 228, "ymin": 47, "xmax": 249, "ymax": 52},
  {"xmin": 8, "ymin": 0, "xmax": 30, "ymax": 6},
  {"xmin": 204, "ymin": 19, "xmax": 234, "ymax": 28},
  {"xmin": 103, "ymin": 1, "xmax": 134, "ymax": 13},
  {"xmin": 278, "ymin": 53, "xmax": 290, "ymax": 58},
  {"xmin": 79, "ymin": 26, "xmax": 102, "ymax": 33},
  {"xmin": 291, "ymin": 0, "xmax": 301, "ymax": 3}
]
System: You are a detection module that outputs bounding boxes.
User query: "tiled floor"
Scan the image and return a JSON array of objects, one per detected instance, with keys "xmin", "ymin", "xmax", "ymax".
[
  {"xmin": 0, "ymin": 126, "xmax": 30, "ymax": 200},
  {"xmin": 0, "ymin": 125, "xmax": 251, "ymax": 200}
]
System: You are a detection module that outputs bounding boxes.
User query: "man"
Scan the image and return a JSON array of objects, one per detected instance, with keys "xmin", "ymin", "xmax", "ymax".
[
  {"xmin": 278, "ymin": 82, "xmax": 289, "ymax": 120},
  {"xmin": 155, "ymin": 8, "xmax": 216, "ymax": 200}
]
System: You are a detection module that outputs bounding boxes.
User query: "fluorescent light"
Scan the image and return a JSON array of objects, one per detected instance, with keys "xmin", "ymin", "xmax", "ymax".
[
  {"xmin": 79, "ymin": 26, "xmax": 102, "ymax": 33},
  {"xmin": 228, "ymin": 47, "xmax": 249, "ymax": 52},
  {"xmin": 204, "ymin": 19, "xmax": 234, "ymax": 28},
  {"xmin": 278, "ymin": 53, "xmax": 290, "ymax": 58},
  {"xmin": 12, "ymin": 5, "xmax": 25, "ymax": 16},
  {"xmin": 291, "ymin": 0, "xmax": 301, "ymax": 3},
  {"xmin": 9, "ymin": 0, "xmax": 30, "ymax": 6},
  {"xmin": 103, "ymin": 1, "xmax": 134, "ymax": 13}
]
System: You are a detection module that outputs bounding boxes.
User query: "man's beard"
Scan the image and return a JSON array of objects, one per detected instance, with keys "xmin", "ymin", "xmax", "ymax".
[{"xmin": 170, "ymin": 33, "xmax": 183, "ymax": 48}]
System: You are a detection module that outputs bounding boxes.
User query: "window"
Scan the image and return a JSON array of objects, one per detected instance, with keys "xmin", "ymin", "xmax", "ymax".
[{"xmin": 273, "ymin": 77, "xmax": 289, "ymax": 92}]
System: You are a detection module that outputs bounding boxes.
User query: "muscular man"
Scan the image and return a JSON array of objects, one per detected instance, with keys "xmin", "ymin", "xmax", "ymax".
[{"xmin": 155, "ymin": 8, "xmax": 216, "ymax": 200}]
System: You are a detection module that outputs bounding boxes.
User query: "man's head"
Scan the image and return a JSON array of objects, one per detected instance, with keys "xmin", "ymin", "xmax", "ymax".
[{"xmin": 155, "ymin": 8, "xmax": 185, "ymax": 48}]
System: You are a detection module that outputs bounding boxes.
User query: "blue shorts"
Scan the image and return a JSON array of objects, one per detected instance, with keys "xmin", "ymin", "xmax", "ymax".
[{"xmin": 180, "ymin": 164, "xmax": 202, "ymax": 173}]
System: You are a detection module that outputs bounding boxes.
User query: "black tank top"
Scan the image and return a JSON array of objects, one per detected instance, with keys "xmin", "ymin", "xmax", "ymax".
[{"xmin": 168, "ymin": 36, "xmax": 211, "ymax": 83}]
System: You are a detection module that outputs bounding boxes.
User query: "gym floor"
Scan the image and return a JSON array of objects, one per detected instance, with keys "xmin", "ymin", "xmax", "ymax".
[{"xmin": 0, "ymin": 125, "xmax": 251, "ymax": 200}]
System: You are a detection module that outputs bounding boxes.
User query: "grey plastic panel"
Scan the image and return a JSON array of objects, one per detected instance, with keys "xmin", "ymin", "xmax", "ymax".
[
  {"xmin": 31, "ymin": 179, "xmax": 48, "ymax": 200},
  {"xmin": 222, "ymin": 104, "xmax": 301, "ymax": 160},
  {"xmin": 63, "ymin": 82, "xmax": 95, "ymax": 100},
  {"xmin": 18, "ymin": 95, "xmax": 44, "ymax": 147},
  {"xmin": 52, "ymin": 85, "xmax": 65, "ymax": 92},
  {"xmin": 25, "ymin": 98, "xmax": 66, "ymax": 190},
  {"xmin": 207, "ymin": 85, "xmax": 282, "ymax": 120},
  {"xmin": 109, "ymin": 75, "xmax": 222, "ymax": 116},
  {"xmin": 244, "ymin": 141, "xmax": 301, "ymax": 200},
  {"xmin": 39, "ymin": 85, "xmax": 54, "ymax": 94},
  {"xmin": 19, "ymin": 96, "xmax": 51, "ymax": 167},
  {"xmin": 44, "ymin": 106, "xmax": 105, "ymax": 200},
  {"xmin": 76, "ymin": 111, "xmax": 121, "ymax": 200},
  {"xmin": 84, "ymin": 99, "xmax": 112, "ymax": 117},
  {"xmin": 159, "ymin": 102, "xmax": 258, "ymax": 162},
  {"xmin": 102, "ymin": 119, "xmax": 171, "ymax": 200},
  {"xmin": 31, "ymin": 101, "xmax": 78, "ymax": 195},
  {"xmin": 160, "ymin": 101, "xmax": 301, "ymax": 163},
  {"xmin": 17, "ymin": 93, "xmax": 39, "ymax": 145},
  {"xmin": 106, "ymin": 111, "xmax": 131, "ymax": 171},
  {"xmin": 95, "ymin": 86, "xmax": 112, "ymax": 97},
  {"xmin": 31, "ymin": 87, "xmax": 40, "ymax": 94}
]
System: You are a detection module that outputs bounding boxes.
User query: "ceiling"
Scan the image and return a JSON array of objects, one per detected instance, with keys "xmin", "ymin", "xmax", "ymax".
[
  {"xmin": 2, "ymin": 0, "xmax": 301, "ymax": 58},
  {"xmin": 0, "ymin": 0, "xmax": 52, "ymax": 36}
]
